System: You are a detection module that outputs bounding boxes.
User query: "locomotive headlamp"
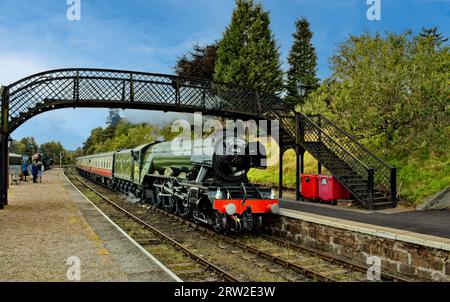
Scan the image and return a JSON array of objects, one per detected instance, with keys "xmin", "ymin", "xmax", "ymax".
[
  {"xmin": 271, "ymin": 203, "xmax": 280, "ymax": 214},
  {"xmin": 225, "ymin": 203, "xmax": 237, "ymax": 216},
  {"xmin": 215, "ymin": 188, "xmax": 224, "ymax": 200}
]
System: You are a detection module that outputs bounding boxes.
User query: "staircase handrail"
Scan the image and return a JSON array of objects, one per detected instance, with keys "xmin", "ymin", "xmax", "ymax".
[
  {"xmin": 295, "ymin": 114, "xmax": 371, "ymax": 172},
  {"xmin": 309, "ymin": 114, "xmax": 394, "ymax": 170}
]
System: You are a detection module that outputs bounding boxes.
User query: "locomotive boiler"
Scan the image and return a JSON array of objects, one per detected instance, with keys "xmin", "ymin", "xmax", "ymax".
[{"xmin": 76, "ymin": 131, "xmax": 279, "ymax": 232}]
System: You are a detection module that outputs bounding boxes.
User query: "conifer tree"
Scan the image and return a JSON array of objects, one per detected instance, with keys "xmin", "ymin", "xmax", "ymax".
[
  {"xmin": 214, "ymin": 0, "xmax": 283, "ymax": 95},
  {"xmin": 103, "ymin": 109, "xmax": 122, "ymax": 140},
  {"xmin": 419, "ymin": 27, "xmax": 448, "ymax": 47},
  {"xmin": 286, "ymin": 17, "xmax": 319, "ymax": 107}
]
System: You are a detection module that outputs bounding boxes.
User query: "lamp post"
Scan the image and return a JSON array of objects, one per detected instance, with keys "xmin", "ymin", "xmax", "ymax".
[
  {"xmin": 296, "ymin": 80, "xmax": 308, "ymax": 111},
  {"xmin": 295, "ymin": 81, "xmax": 308, "ymax": 201},
  {"xmin": 7, "ymin": 136, "xmax": 13, "ymax": 149}
]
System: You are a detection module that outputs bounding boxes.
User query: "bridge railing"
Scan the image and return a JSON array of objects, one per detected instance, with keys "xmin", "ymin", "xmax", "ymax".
[{"xmin": 5, "ymin": 69, "xmax": 292, "ymax": 132}]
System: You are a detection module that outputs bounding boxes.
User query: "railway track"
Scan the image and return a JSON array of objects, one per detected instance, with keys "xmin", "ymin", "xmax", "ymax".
[
  {"xmin": 65, "ymin": 169, "xmax": 239, "ymax": 282},
  {"xmin": 66, "ymin": 167, "xmax": 412, "ymax": 282}
]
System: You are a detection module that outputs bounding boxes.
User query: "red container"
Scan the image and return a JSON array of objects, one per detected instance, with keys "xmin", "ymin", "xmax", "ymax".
[
  {"xmin": 301, "ymin": 174, "xmax": 319, "ymax": 199},
  {"xmin": 318, "ymin": 175, "xmax": 350, "ymax": 203}
]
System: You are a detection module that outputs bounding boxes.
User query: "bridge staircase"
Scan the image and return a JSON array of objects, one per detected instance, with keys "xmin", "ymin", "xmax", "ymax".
[{"xmin": 267, "ymin": 108, "xmax": 397, "ymax": 210}]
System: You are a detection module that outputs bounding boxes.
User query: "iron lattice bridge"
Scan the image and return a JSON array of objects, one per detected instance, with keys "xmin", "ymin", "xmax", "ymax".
[
  {"xmin": 1, "ymin": 68, "xmax": 293, "ymax": 134},
  {"xmin": 0, "ymin": 68, "xmax": 396, "ymax": 209}
]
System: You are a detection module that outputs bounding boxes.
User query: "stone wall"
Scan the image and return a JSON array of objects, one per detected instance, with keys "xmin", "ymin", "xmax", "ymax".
[{"xmin": 266, "ymin": 215, "xmax": 450, "ymax": 281}]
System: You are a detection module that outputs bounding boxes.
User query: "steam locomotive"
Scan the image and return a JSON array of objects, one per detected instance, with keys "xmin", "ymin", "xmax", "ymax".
[{"xmin": 75, "ymin": 131, "xmax": 279, "ymax": 232}]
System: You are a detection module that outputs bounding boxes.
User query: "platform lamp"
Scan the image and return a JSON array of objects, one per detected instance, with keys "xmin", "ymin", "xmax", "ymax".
[
  {"xmin": 296, "ymin": 80, "xmax": 308, "ymax": 112},
  {"xmin": 295, "ymin": 81, "xmax": 309, "ymax": 201},
  {"xmin": 7, "ymin": 136, "xmax": 13, "ymax": 149}
]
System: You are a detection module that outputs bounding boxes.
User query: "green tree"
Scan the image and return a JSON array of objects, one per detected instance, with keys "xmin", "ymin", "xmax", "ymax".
[
  {"xmin": 306, "ymin": 30, "xmax": 449, "ymax": 156},
  {"xmin": 175, "ymin": 44, "xmax": 218, "ymax": 80},
  {"xmin": 298, "ymin": 30, "xmax": 449, "ymax": 203},
  {"xmin": 286, "ymin": 17, "xmax": 319, "ymax": 107},
  {"xmin": 18, "ymin": 137, "xmax": 39, "ymax": 157},
  {"xmin": 419, "ymin": 27, "xmax": 448, "ymax": 47},
  {"xmin": 83, "ymin": 127, "xmax": 105, "ymax": 154},
  {"xmin": 103, "ymin": 109, "xmax": 122, "ymax": 139},
  {"xmin": 214, "ymin": 0, "xmax": 283, "ymax": 94},
  {"xmin": 159, "ymin": 123, "xmax": 182, "ymax": 141},
  {"xmin": 10, "ymin": 140, "xmax": 26, "ymax": 155},
  {"xmin": 40, "ymin": 141, "xmax": 68, "ymax": 164},
  {"xmin": 68, "ymin": 148, "xmax": 84, "ymax": 163}
]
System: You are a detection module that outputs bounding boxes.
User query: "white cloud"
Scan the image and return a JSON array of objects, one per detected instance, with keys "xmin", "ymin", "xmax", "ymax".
[
  {"xmin": 0, "ymin": 52, "xmax": 50, "ymax": 86},
  {"xmin": 12, "ymin": 108, "xmax": 109, "ymax": 150}
]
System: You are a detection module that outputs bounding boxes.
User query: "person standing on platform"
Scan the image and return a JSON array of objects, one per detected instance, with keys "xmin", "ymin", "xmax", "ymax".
[
  {"xmin": 21, "ymin": 160, "xmax": 29, "ymax": 182},
  {"xmin": 37, "ymin": 161, "xmax": 44, "ymax": 183},
  {"xmin": 31, "ymin": 161, "xmax": 39, "ymax": 183}
]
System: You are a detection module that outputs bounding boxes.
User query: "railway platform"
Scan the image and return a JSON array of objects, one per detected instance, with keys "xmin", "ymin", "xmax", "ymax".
[
  {"xmin": 276, "ymin": 200, "xmax": 450, "ymax": 281},
  {"xmin": 0, "ymin": 168, "xmax": 179, "ymax": 282},
  {"xmin": 280, "ymin": 199, "xmax": 450, "ymax": 240}
]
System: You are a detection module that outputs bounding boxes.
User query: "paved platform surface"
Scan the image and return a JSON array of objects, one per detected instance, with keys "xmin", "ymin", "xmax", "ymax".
[
  {"xmin": 0, "ymin": 168, "xmax": 178, "ymax": 282},
  {"xmin": 280, "ymin": 199, "xmax": 450, "ymax": 239}
]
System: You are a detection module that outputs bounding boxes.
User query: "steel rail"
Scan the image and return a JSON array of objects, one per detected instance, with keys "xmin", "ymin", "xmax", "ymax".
[
  {"xmin": 160, "ymin": 205, "xmax": 412, "ymax": 282},
  {"xmin": 146, "ymin": 205, "xmax": 339, "ymax": 282},
  {"xmin": 260, "ymin": 235, "xmax": 411, "ymax": 282},
  {"xmin": 72, "ymin": 168, "xmax": 412, "ymax": 282},
  {"xmin": 65, "ymin": 169, "xmax": 240, "ymax": 282},
  {"xmin": 73, "ymin": 169, "xmax": 344, "ymax": 282}
]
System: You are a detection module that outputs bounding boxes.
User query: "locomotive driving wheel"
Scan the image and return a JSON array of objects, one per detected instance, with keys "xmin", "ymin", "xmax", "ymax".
[
  {"xmin": 152, "ymin": 181, "xmax": 163, "ymax": 208},
  {"xmin": 212, "ymin": 212, "xmax": 227, "ymax": 233},
  {"xmin": 162, "ymin": 179, "xmax": 177, "ymax": 213}
]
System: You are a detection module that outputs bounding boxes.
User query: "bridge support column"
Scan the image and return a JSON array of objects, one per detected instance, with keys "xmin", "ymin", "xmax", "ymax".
[
  {"xmin": 295, "ymin": 145, "xmax": 305, "ymax": 201},
  {"xmin": 0, "ymin": 86, "xmax": 10, "ymax": 209},
  {"xmin": 0, "ymin": 134, "xmax": 8, "ymax": 208},
  {"xmin": 295, "ymin": 146, "xmax": 305, "ymax": 201}
]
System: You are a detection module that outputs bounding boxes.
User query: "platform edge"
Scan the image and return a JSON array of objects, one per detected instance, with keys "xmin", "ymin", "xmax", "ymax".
[{"xmin": 63, "ymin": 170, "xmax": 183, "ymax": 282}]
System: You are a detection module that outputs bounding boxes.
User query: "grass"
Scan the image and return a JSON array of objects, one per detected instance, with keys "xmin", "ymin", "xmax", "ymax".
[
  {"xmin": 248, "ymin": 148, "xmax": 449, "ymax": 205},
  {"xmin": 390, "ymin": 156, "xmax": 450, "ymax": 204},
  {"xmin": 248, "ymin": 149, "xmax": 329, "ymax": 189}
]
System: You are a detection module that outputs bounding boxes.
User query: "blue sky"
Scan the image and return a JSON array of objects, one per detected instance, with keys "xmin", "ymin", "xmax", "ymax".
[{"xmin": 0, "ymin": 0, "xmax": 448, "ymax": 150}]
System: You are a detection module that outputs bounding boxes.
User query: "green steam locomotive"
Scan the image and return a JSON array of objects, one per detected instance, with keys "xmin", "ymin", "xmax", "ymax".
[{"xmin": 76, "ymin": 131, "xmax": 279, "ymax": 232}]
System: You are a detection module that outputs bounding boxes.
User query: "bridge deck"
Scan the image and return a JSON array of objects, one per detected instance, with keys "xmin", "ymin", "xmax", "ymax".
[{"xmin": 0, "ymin": 168, "xmax": 178, "ymax": 281}]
